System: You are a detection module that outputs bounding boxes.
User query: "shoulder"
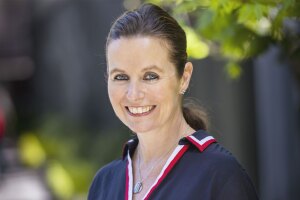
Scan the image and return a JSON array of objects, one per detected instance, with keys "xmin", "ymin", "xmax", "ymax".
[
  {"xmin": 202, "ymin": 143, "xmax": 258, "ymax": 199},
  {"xmin": 185, "ymin": 130, "xmax": 248, "ymax": 176},
  {"xmin": 205, "ymin": 143, "xmax": 245, "ymax": 174},
  {"xmin": 184, "ymin": 144, "xmax": 246, "ymax": 186},
  {"xmin": 183, "ymin": 136, "xmax": 258, "ymax": 199}
]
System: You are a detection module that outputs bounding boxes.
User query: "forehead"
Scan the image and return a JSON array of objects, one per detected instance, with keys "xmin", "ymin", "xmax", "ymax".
[{"xmin": 107, "ymin": 36, "xmax": 175, "ymax": 73}]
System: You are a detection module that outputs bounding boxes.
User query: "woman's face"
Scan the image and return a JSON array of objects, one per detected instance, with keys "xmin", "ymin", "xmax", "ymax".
[{"xmin": 107, "ymin": 37, "xmax": 189, "ymax": 133}]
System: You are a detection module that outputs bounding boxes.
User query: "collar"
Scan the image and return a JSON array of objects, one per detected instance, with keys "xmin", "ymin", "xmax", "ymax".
[{"xmin": 122, "ymin": 130, "xmax": 216, "ymax": 160}]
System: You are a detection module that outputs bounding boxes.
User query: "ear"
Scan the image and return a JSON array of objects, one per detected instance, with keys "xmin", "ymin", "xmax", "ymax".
[{"xmin": 179, "ymin": 62, "xmax": 193, "ymax": 94}]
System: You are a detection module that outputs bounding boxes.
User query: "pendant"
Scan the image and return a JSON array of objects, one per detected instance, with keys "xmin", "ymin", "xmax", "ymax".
[{"xmin": 133, "ymin": 182, "xmax": 143, "ymax": 194}]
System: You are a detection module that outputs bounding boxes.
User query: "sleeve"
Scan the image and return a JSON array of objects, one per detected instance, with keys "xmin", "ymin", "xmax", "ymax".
[
  {"xmin": 216, "ymin": 170, "xmax": 259, "ymax": 200},
  {"xmin": 87, "ymin": 166, "xmax": 111, "ymax": 200},
  {"xmin": 87, "ymin": 159, "xmax": 126, "ymax": 200},
  {"xmin": 87, "ymin": 169, "xmax": 102, "ymax": 200}
]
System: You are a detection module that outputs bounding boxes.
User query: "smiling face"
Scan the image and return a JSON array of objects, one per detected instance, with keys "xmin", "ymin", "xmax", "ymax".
[{"xmin": 107, "ymin": 37, "xmax": 190, "ymax": 133}]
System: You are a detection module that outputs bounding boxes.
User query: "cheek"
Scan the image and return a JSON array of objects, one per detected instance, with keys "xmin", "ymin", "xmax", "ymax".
[
  {"xmin": 108, "ymin": 84, "xmax": 123, "ymax": 108},
  {"xmin": 147, "ymin": 80, "xmax": 180, "ymax": 104}
]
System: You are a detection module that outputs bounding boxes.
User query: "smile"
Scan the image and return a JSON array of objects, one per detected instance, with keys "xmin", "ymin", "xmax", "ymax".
[{"xmin": 126, "ymin": 105, "xmax": 156, "ymax": 116}]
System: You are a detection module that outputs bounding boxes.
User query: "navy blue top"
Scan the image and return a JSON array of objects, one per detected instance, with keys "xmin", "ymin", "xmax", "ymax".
[{"xmin": 88, "ymin": 130, "xmax": 258, "ymax": 200}]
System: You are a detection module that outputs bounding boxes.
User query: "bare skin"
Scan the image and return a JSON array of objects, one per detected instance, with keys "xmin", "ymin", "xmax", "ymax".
[{"xmin": 107, "ymin": 36, "xmax": 195, "ymax": 199}]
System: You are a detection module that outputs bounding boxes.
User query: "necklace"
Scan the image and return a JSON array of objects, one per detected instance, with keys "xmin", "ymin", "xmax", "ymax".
[{"xmin": 133, "ymin": 143, "xmax": 177, "ymax": 194}]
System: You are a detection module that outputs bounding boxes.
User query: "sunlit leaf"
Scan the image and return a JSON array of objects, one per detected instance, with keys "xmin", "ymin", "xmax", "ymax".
[
  {"xmin": 238, "ymin": 3, "xmax": 270, "ymax": 24},
  {"xmin": 248, "ymin": 0, "xmax": 282, "ymax": 5},
  {"xmin": 19, "ymin": 132, "xmax": 46, "ymax": 168},
  {"xmin": 198, "ymin": 11, "xmax": 235, "ymax": 41},
  {"xmin": 210, "ymin": 0, "xmax": 241, "ymax": 14},
  {"xmin": 173, "ymin": 2, "xmax": 199, "ymax": 13},
  {"xmin": 145, "ymin": 0, "xmax": 163, "ymax": 6},
  {"xmin": 243, "ymin": 17, "xmax": 272, "ymax": 36},
  {"xmin": 172, "ymin": 0, "xmax": 210, "ymax": 14},
  {"xmin": 221, "ymin": 40, "xmax": 245, "ymax": 60},
  {"xmin": 64, "ymin": 161, "xmax": 95, "ymax": 193},
  {"xmin": 46, "ymin": 160, "xmax": 74, "ymax": 199},
  {"xmin": 225, "ymin": 62, "xmax": 242, "ymax": 79},
  {"xmin": 143, "ymin": 0, "xmax": 298, "ymax": 77},
  {"xmin": 184, "ymin": 26, "xmax": 210, "ymax": 59}
]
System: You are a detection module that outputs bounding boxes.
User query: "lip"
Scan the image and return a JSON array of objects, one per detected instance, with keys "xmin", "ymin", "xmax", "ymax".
[{"xmin": 125, "ymin": 105, "xmax": 156, "ymax": 117}]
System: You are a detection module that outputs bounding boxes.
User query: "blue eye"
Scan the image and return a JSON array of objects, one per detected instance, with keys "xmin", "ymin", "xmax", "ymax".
[
  {"xmin": 144, "ymin": 72, "xmax": 159, "ymax": 81},
  {"xmin": 114, "ymin": 74, "xmax": 129, "ymax": 81}
]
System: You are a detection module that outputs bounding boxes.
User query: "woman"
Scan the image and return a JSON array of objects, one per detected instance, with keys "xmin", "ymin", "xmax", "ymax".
[{"xmin": 88, "ymin": 3, "xmax": 258, "ymax": 200}]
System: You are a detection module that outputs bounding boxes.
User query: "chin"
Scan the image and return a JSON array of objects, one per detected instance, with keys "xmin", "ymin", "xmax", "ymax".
[
  {"xmin": 127, "ymin": 123, "xmax": 154, "ymax": 134},
  {"xmin": 128, "ymin": 127, "xmax": 150, "ymax": 134}
]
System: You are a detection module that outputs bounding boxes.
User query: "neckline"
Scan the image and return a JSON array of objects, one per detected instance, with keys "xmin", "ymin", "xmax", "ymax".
[
  {"xmin": 126, "ymin": 144, "xmax": 189, "ymax": 200},
  {"xmin": 122, "ymin": 129, "xmax": 216, "ymax": 160}
]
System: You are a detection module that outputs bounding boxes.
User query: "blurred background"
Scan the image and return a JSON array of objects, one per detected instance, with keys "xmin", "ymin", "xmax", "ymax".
[{"xmin": 0, "ymin": 0, "xmax": 299, "ymax": 199}]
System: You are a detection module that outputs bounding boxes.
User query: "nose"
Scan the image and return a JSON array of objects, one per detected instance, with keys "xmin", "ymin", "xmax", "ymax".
[{"xmin": 126, "ymin": 82, "xmax": 144, "ymax": 101}]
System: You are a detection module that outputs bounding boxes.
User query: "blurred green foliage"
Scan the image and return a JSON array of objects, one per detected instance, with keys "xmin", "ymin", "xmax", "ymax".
[
  {"xmin": 19, "ymin": 132, "xmax": 46, "ymax": 168},
  {"xmin": 143, "ymin": 0, "xmax": 300, "ymax": 79},
  {"xmin": 16, "ymin": 0, "xmax": 300, "ymax": 198},
  {"xmin": 18, "ymin": 115, "xmax": 130, "ymax": 199},
  {"xmin": 184, "ymin": 26, "xmax": 210, "ymax": 59}
]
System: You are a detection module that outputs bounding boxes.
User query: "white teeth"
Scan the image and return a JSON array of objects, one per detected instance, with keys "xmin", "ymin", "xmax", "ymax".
[
  {"xmin": 133, "ymin": 107, "xmax": 138, "ymax": 113},
  {"xmin": 128, "ymin": 106, "xmax": 154, "ymax": 114},
  {"xmin": 138, "ymin": 107, "xmax": 143, "ymax": 113},
  {"xmin": 142, "ymin": 107, "xmax": 147, "ymax": 113}
]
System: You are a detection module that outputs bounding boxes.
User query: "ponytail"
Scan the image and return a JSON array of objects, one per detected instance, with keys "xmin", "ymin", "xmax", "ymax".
[{"xmin": 182, "ymin": 99, "xmax": 209, "ymax": 131}]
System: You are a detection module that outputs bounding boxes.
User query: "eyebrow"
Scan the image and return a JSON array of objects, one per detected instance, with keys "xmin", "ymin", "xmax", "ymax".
[
  {"xmin": 109, "ymin": 68, "xmax": 125, "ymax": 76},
  {"xmin": 141, "ymin": 65, "xmax": 164, "ymax": 73},
  {"xmin": 109, "ymin": 65, "xmax": 164, "ymax": 75}
]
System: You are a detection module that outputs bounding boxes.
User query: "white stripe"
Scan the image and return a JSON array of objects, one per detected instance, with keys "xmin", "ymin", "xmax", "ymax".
[
  {"xmin": 142, "ymin": 145, "xmax": 184, "ymax": 200},
  {"xmin": 189, "ymin": 135, "xmax": 214, "ymax": 146},
  {"xmin": 127, "ymin": 150, "xmax": 133, "ymax": 200}
]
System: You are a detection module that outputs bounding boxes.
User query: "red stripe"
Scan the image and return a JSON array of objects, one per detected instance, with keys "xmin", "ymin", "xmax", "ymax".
[
  {"xmin": 200, "ymin": 139, "xmax": 216, "ymax": 151},
  {"xmin": 125, "ymin": 160, "xmax": 129, "ymax": 200},
  {"xmin": 144, "ymin": 145, "xmax": 189, "ymax": 200},
  {"xmin": 186, "ymin": 136, "xmax": 216, "ymax": 152}
]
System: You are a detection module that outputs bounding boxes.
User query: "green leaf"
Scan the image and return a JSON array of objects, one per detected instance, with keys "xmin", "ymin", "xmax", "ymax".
[
  {"xmin": 46, "ymin": 160, "xmax": 75, "ymax": 199},
  {"xmin": 238, "ymin": 3, "xmax": 270, "ymax": 24},
  {"xmin": 225, "ymin": 62, "xmax": 242, "ymax": 79},
  {"xmin": 183, "ymin": 26, "xmax": 210, "ymax": 59},
  {"xmin": 210, "ymin": 0, "xmax": 241, "ymax": 14},
  {"xmin": 19, "ymin": 132, "xmax": 46, "ymax": 168},
  {"xmin": 197, "ymin": 10, "xmax": 236, "ymax": 42}
]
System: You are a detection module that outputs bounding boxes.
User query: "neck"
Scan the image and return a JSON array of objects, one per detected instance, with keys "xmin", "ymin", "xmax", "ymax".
[{"xmin": 135, "ymin": 114, "xmax": 195, "ymax": 164}]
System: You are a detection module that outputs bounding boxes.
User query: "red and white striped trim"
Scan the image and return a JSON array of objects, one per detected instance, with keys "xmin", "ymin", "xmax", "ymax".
[
  {"xmin": 186, "ymin": 135, "xmax": 216, "ymax": 152},
  {"xmin": 125, "ymin": 144, "xmax": 189, "ymax": 200},
  {"xmin": 125, "ymin": 153, "xmax": 133, "ymax": 200}
]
